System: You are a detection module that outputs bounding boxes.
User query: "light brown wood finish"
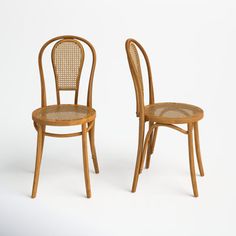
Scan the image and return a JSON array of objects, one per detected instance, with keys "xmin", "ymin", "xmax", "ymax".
[
  {"xmin": 139, "ymin": 121, "xmax": 153, "ymax": 174},
  {"xmin": 32, "ymin": 125, "xmax": 44, "ymax": 198},
  {"xmin": 131, "ymin": 118, "xmax": 145, "ymax": 192},
  {"xmin": 126, "ymin": 38, "xmax": 205, "ymax": 197},
  {"xmin": 144, "ymin": 121, "xmax": 154, "ymax": 171},
  {"xmin": 31, "ymin": 35, "xmax": 99, "ymax": 198},
  {"xmin": 194, "ymin": 122, "xmax": 204, "ymax": 176},
  {"xmin": 38, "ymin": 35, "xmax": 96, "ymax": 108},
  {"xmin": 82, "ymin": 124, "xmax": 91, "ymax": 198},
  {"xmin": 88, "ymin": 121, "xmax": 99, "ymax": 173},
  {"xmin": 38, "ymin": 125, "xmax": 46, "ymax": 170},
  {"xmin": 32, "ymin": 104, "xmax": 96, "ymax": 126},
  {"xmin": 139, "ymin": 123, "xmax": 159, "ymax": 175},
  {"xmin": 188, "ymin": 123, "xmax": 198, "ymax": 197},
  {"xmin": 146, "ymin": 126, "xmax": 158, "ymax": 169}
]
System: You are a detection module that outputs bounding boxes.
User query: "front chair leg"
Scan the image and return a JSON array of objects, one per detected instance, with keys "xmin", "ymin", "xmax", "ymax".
[
  {"xmin": 187, "ymin": 123, "xmax": 198, "ymax": 197},
  {"xmin": 88, "ymin": 121, "xmax": 99, "ymax": 173},
  {"xmin": 39, "ymin": 125, "xmax": 46, "ymax": 165},
  {"xmin": 131, "ymin": 119, "xmax": 145, "ymax": 192},
  {"xmin": 32, "ymin": 125, "xmax": 44, "ymax": 198},
  {"xmin": 194, "ymin": 122, "xmax": 204, "ymax": 176},
  {"xmin": 82, "ymin": 124, "xmax": 92, "ymax": 198}
]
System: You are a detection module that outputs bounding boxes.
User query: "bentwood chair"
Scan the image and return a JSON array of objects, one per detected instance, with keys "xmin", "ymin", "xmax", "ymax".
[
  {"xmin": 31, "ymin": 35, "xmax": 99, "ymax": 198},
  {"xmin": 125, "ymin": 39, "xmax": 204, "ymax": 197}
]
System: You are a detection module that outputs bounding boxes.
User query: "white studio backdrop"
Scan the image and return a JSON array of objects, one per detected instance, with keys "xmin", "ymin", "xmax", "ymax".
[{"xmin": 0, "ymin": 0, "xmax": 236, "ymax": 235}]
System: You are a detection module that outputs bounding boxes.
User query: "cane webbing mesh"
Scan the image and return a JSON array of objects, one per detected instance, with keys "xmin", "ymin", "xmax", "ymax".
[
  {"xmin": 52, "ymin": 40, "xmax": 84, "ymax": 90},
  {"xmin": 129, "ymin": 42, "xmax": 143, "ymax": 91}
]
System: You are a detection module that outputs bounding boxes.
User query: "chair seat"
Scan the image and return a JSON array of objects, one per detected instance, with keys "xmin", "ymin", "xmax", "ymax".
[
  {"xmin": 145, "ymin": 102, "xmax": 203, "ymax": 124},
  {"xmin": 32, "ymin": 104, "xmax": 96, "ymax": 126}
]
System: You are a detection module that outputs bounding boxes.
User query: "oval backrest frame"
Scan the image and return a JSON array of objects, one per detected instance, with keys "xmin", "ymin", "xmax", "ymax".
[
  {"xmin": 125, "ymin": 39, "xmax": 155, "ymax": 117},
  {"xmin": 38, "ymin": 35, "xmax": 96, "ymax": 108}
]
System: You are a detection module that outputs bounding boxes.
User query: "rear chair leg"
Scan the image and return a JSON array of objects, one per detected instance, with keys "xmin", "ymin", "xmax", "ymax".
[
  {"xmin": 139, "ymin": 121, "xmax": 153, "ymax": 172},
  {"xmin": 88, "ymin": 121, "xmax": 99, "ymax": 173},
  {"xmin": 145, "ymin": 126, "xmax": 158, "ymax": 169},
  {"xmin": 194, "ymin": 122, "xmax": 204, "ymax": 176}
]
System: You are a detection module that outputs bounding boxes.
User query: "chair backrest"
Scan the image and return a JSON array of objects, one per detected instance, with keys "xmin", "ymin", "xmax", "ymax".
[
  {"xmin": 38, "ymin": 35, "xmax": 96, "ymax": 107},
  {"xmin": 125, "ymin": 39, "xmax": 155, "ymax": 117}
]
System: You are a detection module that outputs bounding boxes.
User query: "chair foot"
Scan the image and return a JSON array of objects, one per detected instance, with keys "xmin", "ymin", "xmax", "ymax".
[
  {"xmin": 131, "ymin": 187, "xmax": 137, "ymax": 193},
  {"xmin": 132, "ymin": 159, "xmax": 141, "ymax": 193},
  {"xmin": 92, "ymin": 157, "xmax": 99, "ymax": 174}
]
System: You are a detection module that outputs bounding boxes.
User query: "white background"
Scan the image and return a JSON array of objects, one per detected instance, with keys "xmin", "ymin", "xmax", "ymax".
[{"xmin": 0, "ymin": 0, "xmax": 236, "ymax": 235}]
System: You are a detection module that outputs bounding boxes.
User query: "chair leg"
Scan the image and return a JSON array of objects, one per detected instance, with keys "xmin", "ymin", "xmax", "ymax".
[
  {"xmin": 31, "ymin": 125, "xmax": 44, "ymax": 198},
  {"xmin": 145, "ymin": 126, "xmax": 158, "ymax": 169},
  {"xmin": 194, "ymin": 122, "xmax": 204, "ymax": 176},
  {"xmin": 151, "ymin": 127, "xmax": 158, "ymax": 154},
  {"xmin": 187, "ymin": 123, "xmax": 198, "ymax": 197},
  {"xmin": 139, "ymin": 121, "xmax": 153, "ymax": 173},
  {"xmin": 39, "ymin": 125, "xmax": 46, "ymax": 166},
  {"xmin": 88, "ymin": 121, "xmax": 99, "ymax": 174},
  {"xmin": 131, "ymin": 119, "xmax": 145, "ymax": 193},
  {"xmin": 82, "ymin": 124, "xmax": 91, "ymax": 198}
]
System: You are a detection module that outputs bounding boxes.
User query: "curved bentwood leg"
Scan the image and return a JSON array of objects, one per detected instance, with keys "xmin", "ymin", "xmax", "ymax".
[
  {"xmin": 131, "ymin": 118, "xmax": 145, "ymax": 192},
  {"xmin": 145, "ymin": 125, "xmax": 158, "ymax": 169},
  {"xmin": 194, "ymin": 122, "xmax": 204, "ymax": 176},
  {"xmin": 39, "ymin": 125, "xmax": 46, "ymax": 166},
  {"xmin": 88, "ymin": 121, "xmax": 99, "ymax": 174},
  {"xmin": 32, "ymin": 125, "xmax": 44, "ymax": 198},
  {"xmin": 82, "ymin": 124, "xmax": 91, "ymax": 198},
  {"xmin": 187, "ymin": 123, "xmax": 198, "ymax": 197},
  {"xmin": 139, "ymin": 121, "xmax": 153, "ymax": 173}
]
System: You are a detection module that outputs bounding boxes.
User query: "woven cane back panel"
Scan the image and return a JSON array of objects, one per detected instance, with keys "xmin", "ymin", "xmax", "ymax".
[
  {"xmin": 129, "ymin": 42, "xmax": 144, "ymax": 91},
  {"xmin": 52, "ymin": 39, "xmax": 84, "ymax": 90}
]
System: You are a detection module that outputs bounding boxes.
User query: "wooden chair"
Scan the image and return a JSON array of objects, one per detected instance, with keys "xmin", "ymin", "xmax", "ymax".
[
  {"xmin": 125, "ymin": 39, "xmax": 204, "ymax": 197},
  {"xmin": 31, "ymin": 35, "xmax": 99, "ymax": 198}
]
